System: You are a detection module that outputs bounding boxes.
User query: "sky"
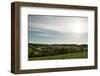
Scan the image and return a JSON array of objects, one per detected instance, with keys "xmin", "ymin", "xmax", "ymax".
[{"xmin": 28, "ymin": 15, "xmax": 88, "ymax": 44}]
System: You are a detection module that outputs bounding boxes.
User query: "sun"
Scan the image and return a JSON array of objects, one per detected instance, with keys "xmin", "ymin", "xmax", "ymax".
[
  {"xmin": 72, "ymin": 23, "xmax": 84, "ymax": 34},
  {"xmin": 74, "ymin": 25, "xmax": 83, "ymax": 33}
]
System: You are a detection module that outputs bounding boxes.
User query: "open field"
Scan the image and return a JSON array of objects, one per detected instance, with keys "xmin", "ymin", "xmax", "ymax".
[
  {"xmin": 28, "ymin": 43, "xmax": 88, "ymax": 60},
  {"xmin": 29, "ymin": 52, "xmax": 87, "ymax": 60}
]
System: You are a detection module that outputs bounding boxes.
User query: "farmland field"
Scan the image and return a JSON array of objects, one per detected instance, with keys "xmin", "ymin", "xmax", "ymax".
[
  {"xmin": 29, "ymin": 52, "xmax": 87, "ymax": 60},
  {"xmin": 28, "ymin": 43, "xmax": 88, "ymax": 60}
]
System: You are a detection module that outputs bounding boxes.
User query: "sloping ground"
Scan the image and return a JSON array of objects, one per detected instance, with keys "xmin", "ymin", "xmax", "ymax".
[{"xmin": 29, "ymin": 52, "xmax": 88, "ymax": 60}]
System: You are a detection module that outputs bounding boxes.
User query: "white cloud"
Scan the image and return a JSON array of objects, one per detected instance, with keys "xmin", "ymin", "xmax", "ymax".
[
  {"xmin": 36, "ymin": 34, "xmax": 52, "ymax": 37},
  {"xmin": 28, "ymin": 16, "xmax": 88, "ymax": 34}
]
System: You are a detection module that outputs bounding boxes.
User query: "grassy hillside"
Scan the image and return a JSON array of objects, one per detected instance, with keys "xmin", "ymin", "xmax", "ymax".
[{"xmin": 29, "ymin": 51, "xmax": 87, "ymax": 60}]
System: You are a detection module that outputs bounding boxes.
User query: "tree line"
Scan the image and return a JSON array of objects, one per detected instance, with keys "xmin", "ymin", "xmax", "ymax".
[{"xmin": 28, "ymin": 43, "xmax": 88, "ymax": 58}]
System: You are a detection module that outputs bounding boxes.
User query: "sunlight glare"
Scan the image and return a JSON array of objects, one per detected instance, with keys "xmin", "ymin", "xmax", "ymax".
[{"xmin": 72, "ymin": 23, "xmax": 84, "ymax": 34}]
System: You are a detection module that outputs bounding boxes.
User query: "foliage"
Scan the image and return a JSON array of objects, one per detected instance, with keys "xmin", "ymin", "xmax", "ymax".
[{"xmin": 28, "ymin": 43, "xmax": 88, "ymax": 60}]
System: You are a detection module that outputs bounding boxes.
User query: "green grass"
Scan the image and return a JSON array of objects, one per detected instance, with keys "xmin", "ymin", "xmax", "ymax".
[{"xmin": 28, "ymin": 52, "xmax": 88, "ymax": 60}]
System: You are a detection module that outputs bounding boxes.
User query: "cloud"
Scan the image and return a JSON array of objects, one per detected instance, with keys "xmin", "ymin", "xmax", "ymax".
[
  {"xmin": 28, "ymin": 16, "xmax": 88, "ymax": 34},
  {"xmin": 28, "ymin": 15, "xmax": 88, "ymax": 44},
  {"xmin": 36, "ymin": 34, "xmax": 52, "ymax": 37}
]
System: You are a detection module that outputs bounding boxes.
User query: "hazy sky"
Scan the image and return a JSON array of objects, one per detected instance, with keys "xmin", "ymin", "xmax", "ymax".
[{"xmin": 28, "ymin": 15, "xmax": 88, "ymax": 44}]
